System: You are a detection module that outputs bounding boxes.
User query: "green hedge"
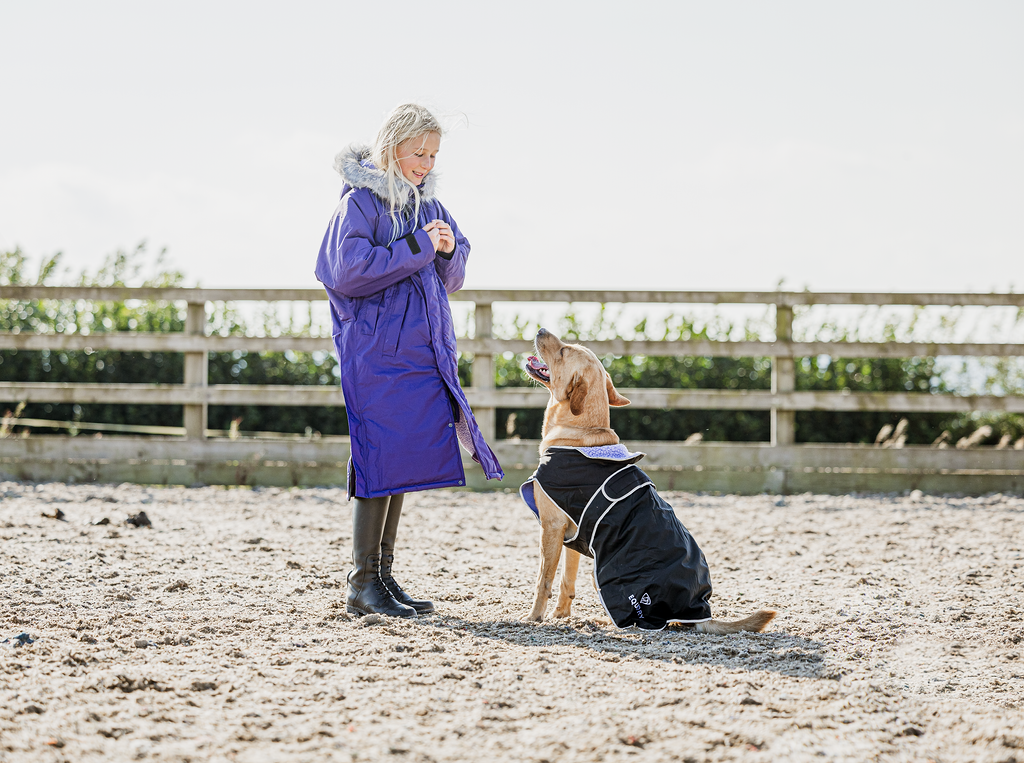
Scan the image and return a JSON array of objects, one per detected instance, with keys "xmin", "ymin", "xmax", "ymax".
[{"xmin": 2, "ymin": 247, "xmax": 1022, "ymax": 445}]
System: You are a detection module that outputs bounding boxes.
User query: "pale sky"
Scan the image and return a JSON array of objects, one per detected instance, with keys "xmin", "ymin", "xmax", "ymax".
[{"xmin": 1, "ymin": 1, "xmax": 1021, "ymax": 293}]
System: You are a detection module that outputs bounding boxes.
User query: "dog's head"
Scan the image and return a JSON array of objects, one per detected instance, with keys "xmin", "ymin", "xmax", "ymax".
[{"xmin": 525, "ymin": 329, "xmax": 630, "ymax": 430}]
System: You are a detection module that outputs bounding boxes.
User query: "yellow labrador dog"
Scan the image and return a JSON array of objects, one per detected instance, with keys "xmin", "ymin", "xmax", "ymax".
[{"xmin": 521, "ymin": 328, "xmax": 776, "ymax": 633}]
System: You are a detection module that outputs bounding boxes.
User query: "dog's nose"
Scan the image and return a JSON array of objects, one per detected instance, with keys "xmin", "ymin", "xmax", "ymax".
[{"xmin": 536, "ymin": 328, "xmax": 550, "ymax": 339}]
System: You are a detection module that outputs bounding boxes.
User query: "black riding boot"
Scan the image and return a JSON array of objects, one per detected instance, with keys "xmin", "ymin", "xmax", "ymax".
[
  {"xmin": 379, "ymin": 494, "xmax": 435, "ymax": 614},
  {"xmin": 346, "ymin": 496, "xmax": 416, "ymax": 618}
]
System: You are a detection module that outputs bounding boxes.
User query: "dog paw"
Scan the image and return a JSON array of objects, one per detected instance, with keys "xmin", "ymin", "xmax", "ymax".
[{"xmin": 521, "ymin": 612, "xmax": 545, "ymax": 623}]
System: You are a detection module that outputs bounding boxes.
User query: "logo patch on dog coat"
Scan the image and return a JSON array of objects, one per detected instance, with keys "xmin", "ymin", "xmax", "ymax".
[{"xmin": 628, "ymin": 594, "xmax": 645, "ymax": 619}]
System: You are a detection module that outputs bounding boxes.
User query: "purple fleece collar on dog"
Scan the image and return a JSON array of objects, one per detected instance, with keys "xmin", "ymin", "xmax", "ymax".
[{"xmin": 548, "ymin": 444, "xmax": 646, "ymax": 462}]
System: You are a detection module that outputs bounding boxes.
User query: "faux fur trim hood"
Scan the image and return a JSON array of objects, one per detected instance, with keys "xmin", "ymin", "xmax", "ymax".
[{"xmin": 334, "ymin": 144, "xmax": 438, "ymax": 207}]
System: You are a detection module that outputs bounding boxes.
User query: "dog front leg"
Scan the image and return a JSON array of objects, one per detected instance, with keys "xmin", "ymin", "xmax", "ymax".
[
  {"xmin": 525, "ymin": 519, "xmax": 565, "ymax": 622},
  {"xmin": 553, "ymin": 548, "xmax": 580, "ymax": 618}
]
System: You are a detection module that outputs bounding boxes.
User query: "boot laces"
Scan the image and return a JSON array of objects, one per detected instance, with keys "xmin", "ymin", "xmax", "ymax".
[
  {"xmin": 373, "ymin": 575, "xmax": 392, "ymax": 597},
  {"xmin": 368, "ymin": 556, "xmax": 393, "ymax": 598},
  {"xmin": 381, "ymin": 554, "xmax": 405, "ymax": 595}
]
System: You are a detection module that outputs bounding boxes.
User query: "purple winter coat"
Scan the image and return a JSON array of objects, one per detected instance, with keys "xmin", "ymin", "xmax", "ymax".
[{"xmin": 315, "ymin": 145, "xmax": 504, "ymax": 498}]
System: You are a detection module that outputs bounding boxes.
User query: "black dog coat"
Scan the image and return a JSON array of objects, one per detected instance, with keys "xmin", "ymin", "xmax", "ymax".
[{"xmin": 520, "ymin": 445, "xmax": 713, "ymax": 630}]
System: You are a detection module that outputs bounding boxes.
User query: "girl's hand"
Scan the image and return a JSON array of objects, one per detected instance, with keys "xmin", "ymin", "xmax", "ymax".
[
  {"xmin": 422, "ymin": 222, "xmax": 442, "ymax": 252},
  {"xmin": 425, "ymin": 219, "xmax": 456, "ymax": 254}
]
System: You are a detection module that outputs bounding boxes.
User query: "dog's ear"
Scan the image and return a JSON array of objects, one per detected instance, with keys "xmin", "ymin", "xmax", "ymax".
[
  {"xmin": 567, "ymin": 373, "xmax": 589, "ymax": 416},
  {"xmin": 606, "ymin": 372, "xmax": 630, "ymax": 407}
]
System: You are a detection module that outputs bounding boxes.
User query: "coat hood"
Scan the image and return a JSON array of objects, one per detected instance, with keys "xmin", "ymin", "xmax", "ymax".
[{"xmin": 334, "ymin": 144, "xmax": 438, "ymax": 207}]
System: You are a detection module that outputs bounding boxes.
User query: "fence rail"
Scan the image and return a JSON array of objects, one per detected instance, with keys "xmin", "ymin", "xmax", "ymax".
[
  {"xmin": 3, "ymin": 331, "xmax": 1023, "ymax": 360},
  {"xmin": 1, "ymin": 286, "xmax": 1022, "ymax": 493},
  {"xmin": 3, "ymin": 286, "xmax": 1022, "ymax": 307},
  {"xmin": 4, "ymin": 382, "xmax": 1024, "ymax": 414}
]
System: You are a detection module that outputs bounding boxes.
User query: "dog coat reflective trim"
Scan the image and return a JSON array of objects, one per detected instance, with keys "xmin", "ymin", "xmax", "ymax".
[
  {"xmin": 519, "ymin": 445, "xmax": 713, "ymax": 630},
  {"xmin": 520, "ymin": 444, "xmax": 645, "ymax": 528}
]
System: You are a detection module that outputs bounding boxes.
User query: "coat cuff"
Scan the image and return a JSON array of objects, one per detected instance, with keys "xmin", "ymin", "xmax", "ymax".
[
  {"xmin": 436, "ymin": 244, "xmax": 455, "ymax": 261},
  {"xmin": 402, "ymin": 232, "xmax": 422, "ymax": 255}
]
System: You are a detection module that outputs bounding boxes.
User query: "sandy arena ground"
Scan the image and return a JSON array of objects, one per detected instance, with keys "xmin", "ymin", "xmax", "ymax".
[{"xmin": 1, "ymin": 481, "xmax": 1023, "ymax": 762}]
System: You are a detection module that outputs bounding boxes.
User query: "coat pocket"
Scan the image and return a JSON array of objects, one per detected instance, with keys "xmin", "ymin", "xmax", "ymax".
[
  {"xmin": 382, "ymin": 285, "xmax": 410, "ymax": 357},
  {"xmin": 357, "ymin": 292, "xmax": 385, "ymax": 336}
]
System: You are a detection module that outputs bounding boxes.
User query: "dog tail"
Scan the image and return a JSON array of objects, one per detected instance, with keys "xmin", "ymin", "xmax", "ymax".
[{"xmin": 694, "ymin": 609, "xmax": 777, "ymax": 635}]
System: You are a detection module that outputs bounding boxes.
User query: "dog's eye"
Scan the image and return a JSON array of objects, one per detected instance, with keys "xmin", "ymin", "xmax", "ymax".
[{"xmin": 559, "ymin": 348, "xmax": 564, "ymax": 357}]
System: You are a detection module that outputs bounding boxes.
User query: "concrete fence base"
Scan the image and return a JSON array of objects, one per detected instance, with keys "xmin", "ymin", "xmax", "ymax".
[{"xmin": 2, "ymin": 436, "xmax": 1021, "ymax": 495}]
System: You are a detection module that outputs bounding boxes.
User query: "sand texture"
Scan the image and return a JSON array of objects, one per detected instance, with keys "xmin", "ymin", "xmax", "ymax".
[{"xmin": 1, "ymin": 482, "xmax": 1023, "ymax": 762}]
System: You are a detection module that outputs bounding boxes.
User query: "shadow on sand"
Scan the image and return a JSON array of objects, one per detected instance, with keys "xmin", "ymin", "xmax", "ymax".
[{"xmin": 418, "ymin": 614, "xmax": 829, "ymax": 679}]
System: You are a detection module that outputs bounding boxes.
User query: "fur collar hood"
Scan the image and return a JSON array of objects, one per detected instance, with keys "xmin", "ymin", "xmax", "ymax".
[{"xmin": 334, "ymin": 144, "xmax": 438, "ymax": 207}]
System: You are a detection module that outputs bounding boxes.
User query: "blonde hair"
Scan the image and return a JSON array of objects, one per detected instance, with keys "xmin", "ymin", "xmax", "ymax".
[{"xmin": 372, "ymin": 104, "xmax": 443, "ymax": 243}]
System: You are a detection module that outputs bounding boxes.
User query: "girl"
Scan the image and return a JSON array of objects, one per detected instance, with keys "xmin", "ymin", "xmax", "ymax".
[{"xmin": 315, "ymin": 104, "xmax": 503, "ymax": 618}]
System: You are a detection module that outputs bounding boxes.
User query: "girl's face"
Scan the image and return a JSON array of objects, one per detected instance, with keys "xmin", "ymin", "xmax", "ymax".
[{"xmin": 395, "ymin": 132, "xmax": 440, "ymax": 186}]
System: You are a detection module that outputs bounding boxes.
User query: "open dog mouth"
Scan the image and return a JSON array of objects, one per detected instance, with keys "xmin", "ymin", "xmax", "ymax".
[{"xmin": 524, "ymin": 355, "xmax": 550, "ymax": 384}]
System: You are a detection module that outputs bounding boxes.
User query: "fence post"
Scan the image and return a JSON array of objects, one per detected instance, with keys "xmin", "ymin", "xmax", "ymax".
[
  {"xmin": 183, "ymin": 301, "xmax": 208, "ymax": 440},
  {"xmin": 472, "ymin": 301, "xmax": 496, "ymax": 443},
  {"xmin": 771, "ymin": 303, "xmax": 795, "ymax": 448}
]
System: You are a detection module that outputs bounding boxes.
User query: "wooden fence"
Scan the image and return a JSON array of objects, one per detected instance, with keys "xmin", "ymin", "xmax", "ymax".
[{"xmin": 1, "ymin": 286, "xmax": 1022, "ymax": 494}]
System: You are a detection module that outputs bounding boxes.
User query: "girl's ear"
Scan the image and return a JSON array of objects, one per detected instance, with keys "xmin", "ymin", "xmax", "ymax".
[
  {"xmin": 606, "ymin": 373, "xmax": 630, "ymax": 407},
  {"xmin": 567, "ymin": 373, "xmax": 589, "ymax": 416}
]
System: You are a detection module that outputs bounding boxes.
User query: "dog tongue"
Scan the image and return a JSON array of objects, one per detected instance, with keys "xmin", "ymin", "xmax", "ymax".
[{"xmin": 525, "ymin": 356, "xmax": 550, "ymax": 382}]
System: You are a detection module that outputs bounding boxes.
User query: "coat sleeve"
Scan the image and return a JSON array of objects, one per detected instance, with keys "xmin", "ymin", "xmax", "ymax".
[
  {"xmin": 315, "ymin": 190, "xmax": 436, "ymax": 299},
  {"xmin": 431, "ymin": 202, "xmax": 471, "ymax": 295}
]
